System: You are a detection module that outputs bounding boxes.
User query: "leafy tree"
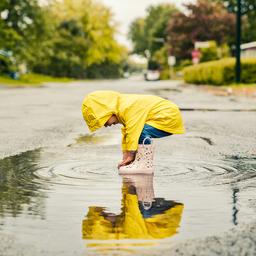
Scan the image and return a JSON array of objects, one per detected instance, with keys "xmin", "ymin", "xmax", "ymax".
[
  {"xmin": 128, "ymin": 4, "xmax": 179, "ymax": 56},
  {"xmin": 128, "ymin": 18, "xmax": 146, "ymax": 55},
  {"xmin": 32, "ymin": 0, "xmax": 125, "ymax": 78},
  {"xmin": 167, "ymin": 0, "xmax": 236, "ymax": 61},
  {"xmin": 241, "ymin": 0, "xmax": 256, "ymax": 42},
  {"xmin": 220, "ymin": 0, "xmax": 256, "ymax": 43},
  {"xmin": 244, "ymin": 12, "xmax": 256, "ymax": 42},
  {"xmin": 0, "ymin": 0, "xmax": 45, "ymax": 60},
  {"xmin": 0, "ymin": 0, "xmax": 126, "ymax": 78}
]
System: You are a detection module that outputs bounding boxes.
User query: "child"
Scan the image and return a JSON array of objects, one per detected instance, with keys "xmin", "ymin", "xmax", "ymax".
[{"xmin": 82, "ymin": 90, "xmax": 184, "ymax": 174}]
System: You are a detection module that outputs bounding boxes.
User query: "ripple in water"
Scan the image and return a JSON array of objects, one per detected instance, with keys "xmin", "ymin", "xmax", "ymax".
[
  {"xmin": 1, "ymin": 149, "xmax": 256, "ymax": 255},
  {"xmin": 155, "ymin": 156, "xmax": 256, "ymax": 188},
  {"xmin": 35, "ymin": 159, "xmax": 118, "ymax": 187}
]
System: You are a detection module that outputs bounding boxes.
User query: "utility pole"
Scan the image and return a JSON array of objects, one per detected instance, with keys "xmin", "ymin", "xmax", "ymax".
[{"xmin": 236, "ymin": 0, "xmax": 241, "ymax": 83}]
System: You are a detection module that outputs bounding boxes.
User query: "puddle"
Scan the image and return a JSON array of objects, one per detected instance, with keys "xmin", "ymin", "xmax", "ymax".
[
  {"xmin": 68, "ymin": 130, "xmax": 121, "ymax": 147},
  {"xmin": 0, "ymin": 145, "xmax": 256, "ymax": 255},
  {"xmin": 0, "ymin": 149, "xmax": 46, "ymax": 218},
  {"xmin": 83, "ymin": 174, "xmax": 184, "ymax": 252}
]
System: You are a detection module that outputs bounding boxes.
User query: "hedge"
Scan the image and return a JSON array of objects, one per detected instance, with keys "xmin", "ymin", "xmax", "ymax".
[{"xmin": 183, "ymin": 58, "xmax": 256, "ymax": 85}]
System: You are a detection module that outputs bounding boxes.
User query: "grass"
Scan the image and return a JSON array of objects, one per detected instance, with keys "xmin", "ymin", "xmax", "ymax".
[{"xmin": 0, "ymin": 73, "xmax": 73, "ymax": 87}]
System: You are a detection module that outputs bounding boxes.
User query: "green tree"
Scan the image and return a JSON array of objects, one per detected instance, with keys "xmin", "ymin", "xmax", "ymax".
[
  {"xmin": 128, "ymin": 4, "xmax": 179, "ymax": 56},
  {"xmin": 128, "ymin": 18, "xmax": 146, "ymax": 55},
  {"xmin": 241, "ymin": 0, "xmax": 256, "ymax": 42},
  {"xmin": 244, "ymin": 12, "xmax": 256, "ymax": 42},
  {"xmin": 220, "ymin": 0, "xmax": 256, "ymax": 43},
  {"xmin": 0, "ymin": 0, "xmax": 45, "ymax": 60},
  {"xmin": 32, "ymin": 0, "xmax": 126, "ymax": 78}
]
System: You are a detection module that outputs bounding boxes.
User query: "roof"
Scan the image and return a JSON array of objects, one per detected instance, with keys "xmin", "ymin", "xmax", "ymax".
[{"xmin": 241, "ymin": 41, "xmax": 256, "ymax": 50}]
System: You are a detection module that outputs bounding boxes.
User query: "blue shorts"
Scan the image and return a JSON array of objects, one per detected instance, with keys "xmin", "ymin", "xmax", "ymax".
[{"xmin": 139, "ymin": 124, "xmax": 172, "ymax": 144}]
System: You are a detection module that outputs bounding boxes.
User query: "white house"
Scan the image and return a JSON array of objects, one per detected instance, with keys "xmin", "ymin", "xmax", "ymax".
[{"xmin": 241, "ymin": 41, "xmax": 256, "ymax": 58}]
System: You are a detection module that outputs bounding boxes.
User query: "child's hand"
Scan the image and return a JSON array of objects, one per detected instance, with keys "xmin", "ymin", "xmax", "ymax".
[
  {"xmin": 118, "ymin": 151, "xmax": 136, "ymax": 169},
  {"xmin": 118, "ymin": 157, "xmax": 133, "ymax": 168}
]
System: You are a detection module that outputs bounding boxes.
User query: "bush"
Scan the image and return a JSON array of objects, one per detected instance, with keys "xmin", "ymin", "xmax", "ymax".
[
  {"xmin": 86, "ymin": 62, "xmax": 122, "ymax": 79},
  {"xmin": 159, "ymin": 69, "xmax": 170, "ymax": 80},
  {"xmin": 178, "ymin": 59, "xmax": 193, "ymax": 68},
  {"xmin": 200, "ymin": 41, "xmax": 219, "ymax": 62},
  {"xmin": 20, "ymin": 73, "xmax": 72, "ymax": 83},
  {"xmin": 0, "ymin": 55, "xmax": 16, "ymax": 75},
  {"xmin": 183, "ymin": 58, "xmax": 256, "ymax": 85}
]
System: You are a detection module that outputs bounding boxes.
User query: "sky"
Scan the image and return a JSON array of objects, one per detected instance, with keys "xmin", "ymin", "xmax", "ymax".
[{"xmin": 100, "ymin": 0, "xmax": 194, "ymax": 48}]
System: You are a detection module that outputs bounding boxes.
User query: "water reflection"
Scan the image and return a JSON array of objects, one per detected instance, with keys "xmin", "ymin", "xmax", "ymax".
[
  {"xmin": 82, "ymin": 174, "xmax": 183, "ymax": 248},
  {"xmin": 0, "ymin": 149, "xmax": 45, "ymax": 218},
  {"xmin": 68, "ymin": 132, "xmax": 120, "ymax": 147},
  {"xmin": 75, "ymin": 134, "xmax": 108, "ymax": 145},
  {"xmin": 232, "ymin": 187, "xmax": 239, "ymax": 226}
]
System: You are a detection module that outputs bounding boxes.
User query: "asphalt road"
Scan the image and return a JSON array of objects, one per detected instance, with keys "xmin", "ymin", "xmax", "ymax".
[{"xmin": 0, "ymin": 78, "xmax": 256, "ymax": 256}]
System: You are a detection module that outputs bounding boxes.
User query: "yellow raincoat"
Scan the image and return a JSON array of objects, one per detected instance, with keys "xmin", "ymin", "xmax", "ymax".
[
  {"xmin": 82, "ymin": 91, "xmax": 184, "ymax": 151},
  {"xmin": 82, "ymin": 185, "xmax": 184, "ymax": 241}
]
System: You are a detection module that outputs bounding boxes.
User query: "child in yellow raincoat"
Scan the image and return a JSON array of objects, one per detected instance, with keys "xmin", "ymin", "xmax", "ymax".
[{"xmin": 82, "ymin": 90, "xmax": 184, "ymax": 174}]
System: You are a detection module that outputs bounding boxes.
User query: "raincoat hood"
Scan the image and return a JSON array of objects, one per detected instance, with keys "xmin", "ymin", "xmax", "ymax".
[{"xmin": 82, "ymin": 91, "xmax": 120, "ymax": 132}]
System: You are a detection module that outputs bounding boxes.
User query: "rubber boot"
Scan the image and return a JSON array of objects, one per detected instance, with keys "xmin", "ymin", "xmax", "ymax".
[
  {"xmin": 121, "ymin": 174, "xmax": 155, "ymax": 209},
  {"xmin": 118, "ymin": 140, "xmax": 155, "ymax": 175}
]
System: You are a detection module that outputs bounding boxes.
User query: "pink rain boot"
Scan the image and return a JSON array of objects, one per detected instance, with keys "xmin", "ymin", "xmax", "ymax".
[
  {"xmin": 121, "ymin": 174, "xmax": 155, "ymax": 209},
  {"xmin": 118, "ymin": 138, "xmax": 155, "ymax": 175}
]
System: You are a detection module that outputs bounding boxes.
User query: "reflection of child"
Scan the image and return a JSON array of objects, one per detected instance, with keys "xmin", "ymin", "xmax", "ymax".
[
  {"xmin": 82, "ymin": 174, "xmax": 184, "ymax": 241},
  {"xmin": 82, "ymin": 90, "xmax": 184, "ymax": 174}
]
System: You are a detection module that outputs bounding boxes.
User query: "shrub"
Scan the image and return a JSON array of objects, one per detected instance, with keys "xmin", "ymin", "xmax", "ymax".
[
  {"xmin": 159, "ymin": 69, "xmax": 170, "ymax": 80},
  {"xmin": 200, "ymin": 41, "xmax": 219, "ymax": 62},
  {"xmin": 0, "ymin": 55, "xmax": 16, "ymax": 75},
  {"xmin": 183, "ymin": 58, "xmax": 256, "ymax": 85},
  {"xmin": 178, "ymin": 59, "xmax": 193, "ymax": 69}
]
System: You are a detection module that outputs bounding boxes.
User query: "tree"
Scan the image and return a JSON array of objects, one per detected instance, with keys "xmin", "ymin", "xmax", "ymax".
[
  {"xmin": 217, "ymin": 0, "xmax": 256, "ymax": 82},
  {"xmin": 128, "ymin": 4, "xmax": 179, "ymax": 56},
  {"xmin": 0, "ymin": 0, "xmax": 45, "ymax": 59},
  {"xmin": 167, "ymin": 0, "xmax": 236, "ymax": 61},
  {"xmin": 128, "ymin": 18, "xmax": 146, "ymax": 55},
  {"xmin": 220, "ymin": 0, "xmax": 256, "ymax": 42},
  {"xmin": 0, "ymin": 0, "xmax": 126, "ymax": 78},
  {"xmin": 31, "ymin": 0, "xmax": 126, "ymax": 78},
  {"xmin": 243, "ymin": 12, "xmax": 256, "ymax": 42}
]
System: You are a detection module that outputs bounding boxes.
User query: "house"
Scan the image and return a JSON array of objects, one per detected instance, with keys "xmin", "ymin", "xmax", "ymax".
[{"xmin": 241, "ymin": 41, "xmax": 256, "ymax": 58}]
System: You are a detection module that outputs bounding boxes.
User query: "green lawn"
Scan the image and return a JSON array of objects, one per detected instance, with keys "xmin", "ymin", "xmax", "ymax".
[{"xmin": 0, "ymin": 73, "xmax": 73, "ymax": 87}]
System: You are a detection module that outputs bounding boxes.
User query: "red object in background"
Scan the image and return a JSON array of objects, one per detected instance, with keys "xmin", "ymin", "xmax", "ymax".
[
  {"xmin": 192, "ymin": 49, "xmax": 201, "ymax": 58},
  {"xmin": 191, "ymin": 49, "xmax": 201, "ymax": 64}
]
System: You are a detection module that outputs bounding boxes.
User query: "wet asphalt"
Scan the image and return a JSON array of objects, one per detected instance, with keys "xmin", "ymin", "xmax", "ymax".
[{"xmin": 0, "ymin": 78, "xmax": 256, "ymax": 255}]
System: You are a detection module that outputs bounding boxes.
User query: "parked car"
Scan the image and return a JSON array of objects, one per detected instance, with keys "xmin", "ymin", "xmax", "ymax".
[
  {"xmin": 144, "ymin": 59, "xmax": 161, "ymax": 81},
  {"xmin": 144, "ymin": 69, "xmax": 160, "ymax": 81}
]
